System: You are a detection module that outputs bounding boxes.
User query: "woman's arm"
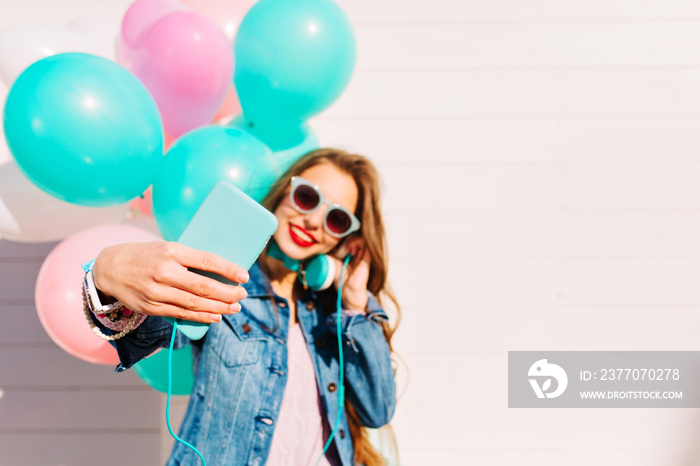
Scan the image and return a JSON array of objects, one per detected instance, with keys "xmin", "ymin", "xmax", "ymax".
[
  {"xmin": 93, "ymin": 241, "xmax": 250, "ymax": 323},
  {"xmin": 86, "ymin": 309, "xmax": 189, "ymax": 372},
  {"xmin": 85, "ymin": 241, "xmax": 250, "ymax": 370}
]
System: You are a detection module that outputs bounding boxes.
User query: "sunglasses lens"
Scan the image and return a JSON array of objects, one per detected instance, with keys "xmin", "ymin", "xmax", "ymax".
[
  {"xmin": 293, "ymin": 184, "xmax": 319, "ymax": 211},
  {"xmin": 326, "ymin": 208, "xmax": 352, "ymax": 235}
]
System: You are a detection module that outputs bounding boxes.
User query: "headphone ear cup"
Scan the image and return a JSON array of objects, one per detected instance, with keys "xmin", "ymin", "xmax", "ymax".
[{"xmin": 302, "ymin": 255, "xmax": 336, "ymax": 291}]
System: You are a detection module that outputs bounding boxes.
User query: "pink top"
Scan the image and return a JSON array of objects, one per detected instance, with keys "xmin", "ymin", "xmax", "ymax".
[{"xmin": 267, "ymin": 323, "xmax": 342, "ymax": 466}]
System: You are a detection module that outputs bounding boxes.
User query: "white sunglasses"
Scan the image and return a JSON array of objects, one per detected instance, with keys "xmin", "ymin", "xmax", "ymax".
[{"xmin": 289, "ymin": 176, "xmax": 361, "ymax": 238}]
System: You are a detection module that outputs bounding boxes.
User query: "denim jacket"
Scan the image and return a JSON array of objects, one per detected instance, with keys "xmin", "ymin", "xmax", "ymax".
[{"xmin": 101, "ymin": 261, "xmax": 396, "ymax": 466}]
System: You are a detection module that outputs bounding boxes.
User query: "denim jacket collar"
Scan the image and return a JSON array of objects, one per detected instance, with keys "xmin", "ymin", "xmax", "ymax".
[
  {"xmin": 241, "ymin": 260, "xmax": 272, "ymax": 298},
  {"xmin": 243, "ymin": 260, "xmax": 389, "ymax": 321},
  {"xmin": 242, "ymin": 260, "xmax": 320, "ymax": 302}
]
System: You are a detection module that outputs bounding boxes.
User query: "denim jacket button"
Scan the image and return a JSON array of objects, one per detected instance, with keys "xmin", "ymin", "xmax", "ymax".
[
  {"xmin": 242, "ymin": 323, "xmax": 251, "ymax": 334},
  {"xmin": 277, "ymin": 301, "xmax": 287, "ymax": 308},
  {"xmin": 305, "ymin": 301, "xmax": 314, "ymax": 311},
  {"xmin": 328, "ymin": 383, "xmax": 337, "ymax": 392},
  {"xmin": 339, "ymin": 429, "xmax": 345, "ymax": 439}
]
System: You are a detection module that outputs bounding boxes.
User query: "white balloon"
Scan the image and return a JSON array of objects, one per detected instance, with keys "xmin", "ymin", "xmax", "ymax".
[
  {"xmin": 0, "ymin": 16, "xmax": 118, "ymax": 85},
  {"xmin": 0, "ymin": 80, "xmax": 9, "ymax": 166},
  {"xmin": 122, "ymin": 211, "xmax": 162, "ymax": 237},
  {"xmin": 0, "ymin": 17, "xmax": 129, "ymax": 242},
  {"xmin": 0, "ymin": 159, "xmax": 130, "ymax": 242}
]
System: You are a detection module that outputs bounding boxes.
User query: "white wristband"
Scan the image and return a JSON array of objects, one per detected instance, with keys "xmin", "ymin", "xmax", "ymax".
[{"xmin": 86, "ymin": 261, "xmax": 123, "ymax": 313}]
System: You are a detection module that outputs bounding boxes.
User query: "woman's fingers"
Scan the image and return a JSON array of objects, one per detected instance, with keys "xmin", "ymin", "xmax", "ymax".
[
  {"xmin": 160, "ymin": 263, "xmax": 249, "ymax": 307},
  {"xmin": 166, "ymin": 242, "xmax": 250, "ymax": 284},
  {"xmin": 93, "ymin": 241, "xmax": 252, "ymax": 322},
  {"xmin": 330, "ymin": 245, "xmax": 371, "ymax": 310},
  {"xmin": 146, "ymin": 302, "xmax": 227, "ymax": 324},
  {"xmin": 150, "ymin": 284, "xmax": 244, "ymax": 316},
  {"xmin": 335, "ymin": 235, "xmax": 364, "ymax": 260}
]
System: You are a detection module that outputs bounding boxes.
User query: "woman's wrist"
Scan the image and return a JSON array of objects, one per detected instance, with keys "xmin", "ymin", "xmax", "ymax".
[
  {"xmin": 82, "ymin": 264, "xmax": 145, "ymax": 340},
  {"xmin": 342, "ymin": 288, "xmax": 369, "ymax": 311},
  {"xmin": 86, "ymin": 259, "xmax": 122, "ymax": 311}
]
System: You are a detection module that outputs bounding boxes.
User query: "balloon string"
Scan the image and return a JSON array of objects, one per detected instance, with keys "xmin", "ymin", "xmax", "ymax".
[{"xmin": 167, "ymin": 320, "xmax": 206, "ymax": 466}]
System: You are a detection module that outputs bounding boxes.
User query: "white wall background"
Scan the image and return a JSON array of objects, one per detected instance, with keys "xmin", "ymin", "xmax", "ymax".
[{"xmin": 3, "ymin": 0, "xmax": 700, "ymax": 465}]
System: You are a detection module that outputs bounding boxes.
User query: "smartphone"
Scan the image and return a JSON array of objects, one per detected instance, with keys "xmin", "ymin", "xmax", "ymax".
[{"xmin": 164, "ymin": 180, "xmax": 278, "ymax": 340}]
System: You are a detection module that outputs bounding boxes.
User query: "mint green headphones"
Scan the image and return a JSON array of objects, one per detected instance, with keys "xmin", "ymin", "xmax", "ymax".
[{"xmin": 266, "ymin": 240, "xmax": 338, "ymax": 290}]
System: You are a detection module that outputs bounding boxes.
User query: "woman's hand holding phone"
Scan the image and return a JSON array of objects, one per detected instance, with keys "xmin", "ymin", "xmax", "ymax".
[{"xmin": 93, "ymin": 241, "xmax": 250, "ymax": 324}]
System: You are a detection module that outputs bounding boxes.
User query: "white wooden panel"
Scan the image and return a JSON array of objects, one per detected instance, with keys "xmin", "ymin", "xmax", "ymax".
[
  {"xmin": 383, "ymin": 165, "xmax": 562, "ymax": 212},
  {"xmin": 398, "ymin": 448, "xmax": 641, "ymax": 466},
  {"xmin": 393, "ymin": 258, "xmax": 700, "ymax": 309},
  {"xmin": 561, "ymin": 259, "xmax": 700, "ymax": 305},
  {"xmin": 564, "ymin": 165, "xmax": 700, "ymax": 210},
  {"xmin": 400, "ymin": 440, "xmax": 699, "ymax": 466},
  {"xmin": 392, "ymin": 306, "xmax": 700, "ymax": 356},
  {"xmin": 0, "ymin": 433, "xmax": 161, "ymax": 466},
  {"xmin": 393, "ymin": 402, "xmax": 690, "ymax": 449},
  {"xmin": 392, "ymin": 354, "xmax": 498, "ymax": 407},
  {"xmin": 337, "ymin": 0, "xmax": 700, "ymax": 22},
  {"xmin": 4, "ymin": 0, "xmax": 700, "ymax": 22},
  {"xmin": 0, "ymin": 261, "xmax": 41, "ymax": 301},
  {"xmin": 389, "ymin": 258, "xmax": 560, "ymax": 308},
  {"xmin": 0, "ymin": 240, "xmax": 56, "ymax": 259},
  {"xmin": 313, "ymin": 116, "xmax": 700, "ymax": 164},
  {"xmin": 0, "ymin": 304, "xmax": 53, "ymax": 345},
  {"xmin": 381, "ymin": 166, "xmax": 700, "ymax": 213},
  {"xmin": 325, "ymin": 69, "xmax": 700, "ymax": 118},
  {"xmin": 0, "ymin": 4, "xmax": 127, "ymax": 30},
  {"xmin": 0, "ymin": 390, "xmax": 161, "ymax": 429},
  {"xmin": 390, "ymin": 212, "xmax": 700, "ymax": 262},
  {"xmin": 562, "ymin": 213, "xmax": 700, "ymax": 257},
  {"xmin": 0, "ymin": 347, "xmax": 149, "ymax": 386},
  {"xmin": 387, "ymin": 213, "xmax": 561, "ymax": 260},
  {"xmin": 356, "ymin": 23, "xmax": 700, "ymax": 69}
]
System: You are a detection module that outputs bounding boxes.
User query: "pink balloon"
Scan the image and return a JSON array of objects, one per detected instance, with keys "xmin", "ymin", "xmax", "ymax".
[
  {"xmin": 117, "ymin": 0, "xmax": 233, "ymax": 137},
  {"xmin": 116, "ymin": 0, "xmax": 184, "ymax": 68},
  {"xmin": 35, "ymin": 224, "xmax": 161, "ymax": 365},
  {"xmin": 181, "ymin": 0, "xmax": 258, "ymax": 42},
  {"xmin": 120, "ymin": 0, "xmax": 183, "ymax": 47}
]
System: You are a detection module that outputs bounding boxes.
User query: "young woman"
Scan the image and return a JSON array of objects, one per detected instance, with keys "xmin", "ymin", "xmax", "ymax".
[{"xmin": 85, "ymin": 148, "xmax": 400, "ymax": 465}]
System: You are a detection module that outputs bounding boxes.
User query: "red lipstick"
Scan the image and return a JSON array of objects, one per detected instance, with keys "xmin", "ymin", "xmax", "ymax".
[{"xmin": 289, "ymin": 224, "xmax": 317, "ymax": 247}]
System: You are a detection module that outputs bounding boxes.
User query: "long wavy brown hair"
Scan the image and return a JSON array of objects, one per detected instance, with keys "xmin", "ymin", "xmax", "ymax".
[{"xmin": 261, "ymin": 148, "xmax": 400, "ymax": 465}]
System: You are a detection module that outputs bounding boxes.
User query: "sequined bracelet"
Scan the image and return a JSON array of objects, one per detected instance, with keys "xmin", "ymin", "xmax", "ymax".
[{"xmin": 81, "ymin": 281, "xmax": 145, "ymax": 341}]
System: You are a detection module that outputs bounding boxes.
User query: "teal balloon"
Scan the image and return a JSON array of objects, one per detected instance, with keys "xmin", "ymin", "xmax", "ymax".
[
  {"xmin": 3, "ymin": 53, "xmax": 163, "ymax": 207},
  {"xmin": 234, "ymin": 0, "xmax": 355, "ymax": 124},
  {"xmin": 133, "ymin": 347, "xmax": 194, "ymax": 395},
  {"xmin": 153, "ymin": 126, "xmax": 279, "ymax": 241},
  {"xmin": 229, "ymin": 116, "xmax": 320, "ymax": 173}
]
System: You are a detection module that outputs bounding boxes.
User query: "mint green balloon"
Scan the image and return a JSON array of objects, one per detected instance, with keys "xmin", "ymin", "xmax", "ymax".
[
  {"xmin": 133, "ymin": 347, "xmax": 194, "ymax": 395},
  {"xmin": 3, "ymin": 53, "xmax": 163, "ymax": 206},
  {"xmin": 229, "ymin": 116, "xmax": 320, "ymax": 173},
  {"xmin": 234, "ymin": 0, "xmax": 355, "ymax": 125},
  {"xmin": 152, "ymin": 125, "xmax": 279, "ymax": 241}
]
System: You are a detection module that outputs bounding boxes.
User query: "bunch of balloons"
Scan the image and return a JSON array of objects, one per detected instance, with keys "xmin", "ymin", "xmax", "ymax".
[{"xmin": 1, "ymin": 0, "xmax": 357, "ymax": 393}]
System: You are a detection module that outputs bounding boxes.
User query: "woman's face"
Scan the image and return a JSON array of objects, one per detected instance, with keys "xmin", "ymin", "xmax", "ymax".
[{"xmin": 273, "ymin": 163, "xmax": 358, "ymax": 261}]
